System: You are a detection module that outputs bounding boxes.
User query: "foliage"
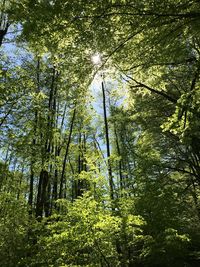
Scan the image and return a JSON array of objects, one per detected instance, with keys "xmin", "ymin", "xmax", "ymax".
[
  {"xmin": 1, "ymin": 0, "xmax": 200, "ymax": 266},
  {"xmin": 28, "ymin": 193, "xmax": 146, "ymax": 267},
  {"xmin": 0, "ymin": 191, "xmax": 29, "ymax": 266}
]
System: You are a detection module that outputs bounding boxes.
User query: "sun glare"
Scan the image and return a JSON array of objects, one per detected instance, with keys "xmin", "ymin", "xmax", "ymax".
[{"xmin": 91, "ymin": 53, "xmax": 101, "ymax": 65}]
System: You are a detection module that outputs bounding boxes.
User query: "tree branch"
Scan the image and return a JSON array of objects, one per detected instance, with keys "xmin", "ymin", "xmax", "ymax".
[{"xmin": 125, "ymin": 75, "xmax": 177, "ymax": 103}]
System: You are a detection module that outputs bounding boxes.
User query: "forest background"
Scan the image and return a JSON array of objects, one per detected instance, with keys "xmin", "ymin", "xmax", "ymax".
[{"xmin": 0, "ymin": 1, "xmax": 200, "ymax": 266}]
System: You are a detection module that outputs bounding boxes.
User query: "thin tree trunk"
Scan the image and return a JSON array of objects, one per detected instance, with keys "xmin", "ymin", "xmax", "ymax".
[
  {"xmin": 101, "ymin": 79, "xmax": 114, "ymax": 200},
  {"xmin": 77, "ymin": 132, "xmax": 82, "ymax": 197},
  {"xmin": 17, "ymin": 166, "xmax": 24, "ymax": 200},
  {"xmin": 76, "ymin": 132, "xmax": 85, "ymax": 197},
  {"xmin": 59, "ymin": 108, "xmax": 76, "ymax": 198},
  {"xmin": 113, "ymin": 124, "xmax": 123, "ymax": 192},
  {"xmin": 60, "ymin": 102, "xmax": 67, "ymax": 134},
  {"xmin": 28, "ymin": 166, "xmax": 34, "ymax": 209},
  {"xmin": 191, "ymin": 177, "xmax": 200, "ymax": 222},
  {"xmin": 69, "ymin": 158, "xmax": 75, "ymax": 201},
  {"xmin": 29, "ymin": 113, "xmax": 38, "ymax": 209},
  {"xmin": 29, "ymin": 58, "xmax": 40, "ymax": 211}
]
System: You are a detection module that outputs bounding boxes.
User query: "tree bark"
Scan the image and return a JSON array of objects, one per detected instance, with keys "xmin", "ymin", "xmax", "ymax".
[
  {"xmin": 59, "ymin": 108, "xmax": 76, "ymax": 198},
  {"xmin": 102, "ymin": 79, "xmax": 114, "ymax": 200},
  {"xmin": 36, "ymin": 170, "xmax": 49, "ymax": 218}
]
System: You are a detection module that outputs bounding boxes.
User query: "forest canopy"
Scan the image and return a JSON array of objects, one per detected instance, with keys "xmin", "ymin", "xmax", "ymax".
[{"xmin": 0, "ymin": 0, "xmax": 200, "ymax": 266}]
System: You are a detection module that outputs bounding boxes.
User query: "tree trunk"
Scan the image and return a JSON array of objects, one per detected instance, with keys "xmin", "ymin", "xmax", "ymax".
[
  {"xmin": 113, "ymin": 124, "xmax": 123, "ymax": 192},
  {"xmin": 102, "ymin": 79, "xmax": 114, "ymax": 200},
  {"xmin": 0, "ymin": 0, "xmax": 9, "ymax": 47},
  {"xmin": 59, "ymin": 108, "xmax": 76, "ymax": 198},
  {"xmin": 35, "ymin": 170, "xmax": 49, "ymax": 218}
]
